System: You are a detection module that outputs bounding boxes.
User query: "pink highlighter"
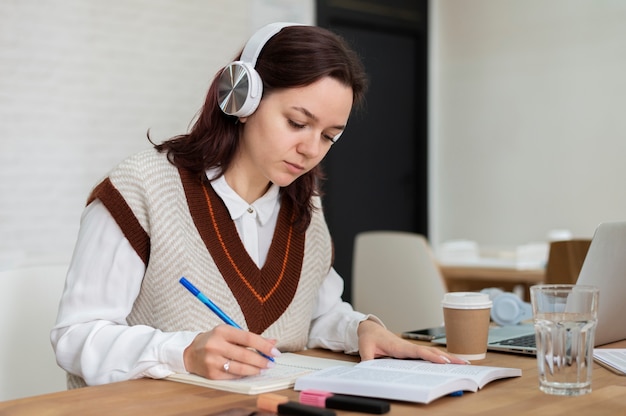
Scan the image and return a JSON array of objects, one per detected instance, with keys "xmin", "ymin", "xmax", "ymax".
[
  {"xmin": 257, "ymin": 393, "xmax": 335, "ymax": 416},
  {"xmin": 299, "ymin": 389, "xmax": 390, "ymax": 414}
]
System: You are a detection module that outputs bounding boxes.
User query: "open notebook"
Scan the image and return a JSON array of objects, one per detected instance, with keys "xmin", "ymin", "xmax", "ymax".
[{"xmin": 433, "ymin": 221, "xmax": 626, "ymax": 355}]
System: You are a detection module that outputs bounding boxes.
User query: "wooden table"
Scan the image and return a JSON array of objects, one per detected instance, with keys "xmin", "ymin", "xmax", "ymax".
[
  {"xmin": 440, "ymin": 265, "xmax": 545, "ymax": 300},
  {"xmin": 2, "ymin": 341, "xmax": 625, "ymax": 416}
]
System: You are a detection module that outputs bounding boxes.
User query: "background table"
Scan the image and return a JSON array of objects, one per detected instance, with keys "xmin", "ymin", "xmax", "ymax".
[{"xmin": 440, "ymin": 265, "xmax": 545, "ymax": 301}]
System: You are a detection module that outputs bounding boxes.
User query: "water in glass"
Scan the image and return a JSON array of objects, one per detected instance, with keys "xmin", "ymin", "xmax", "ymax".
[{"xmin": 534, "ymin": 312, "xmax": 596, "ymax": 396}]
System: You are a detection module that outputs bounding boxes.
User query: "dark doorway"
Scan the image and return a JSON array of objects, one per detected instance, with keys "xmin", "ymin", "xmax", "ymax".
[{"xmin": 316, "ymin": 1, "xmax": 429, "ymax": 303}]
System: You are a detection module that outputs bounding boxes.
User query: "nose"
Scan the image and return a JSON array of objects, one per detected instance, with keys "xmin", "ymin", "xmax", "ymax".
[{"xmin": 296, "ymin": 130, "xmax": 324, "ymax": 159}]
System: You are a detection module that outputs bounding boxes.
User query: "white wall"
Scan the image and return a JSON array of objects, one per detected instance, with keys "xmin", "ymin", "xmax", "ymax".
[
  {"xmin": 0, "ymin": 0, "xmax": 313, "ymax": 270},
  {"xmin": 0, "ymin": 0, "xmax": 313, "ymax": 401},
  {"xmin": 430, "ymin": 0, "xmax": 626, "ymax": 250},
  {"xmin": 7, "ymin": 0, "xmax": 624, "ymax": 266}
]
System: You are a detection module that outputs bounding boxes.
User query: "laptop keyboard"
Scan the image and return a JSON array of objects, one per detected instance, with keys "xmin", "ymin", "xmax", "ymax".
[{"xmin": 491, "ymin": 334, "xmax": 537, "ymax": 348}]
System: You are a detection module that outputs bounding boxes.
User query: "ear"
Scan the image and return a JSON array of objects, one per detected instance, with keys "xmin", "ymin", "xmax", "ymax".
[{"xmin": 238, "ymin": 117, "xmax": 248, "ymax": 124}]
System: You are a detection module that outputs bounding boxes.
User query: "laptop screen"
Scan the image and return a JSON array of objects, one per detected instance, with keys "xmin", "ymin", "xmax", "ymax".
[{"xmin": 575, "ymin": 221, "xmax": 626, "ymax": 346}]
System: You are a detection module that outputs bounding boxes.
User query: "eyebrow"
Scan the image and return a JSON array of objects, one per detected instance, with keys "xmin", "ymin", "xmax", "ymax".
[{"xmin": 292, "ymin": 106, "xmax": 346, "ymax": 131}]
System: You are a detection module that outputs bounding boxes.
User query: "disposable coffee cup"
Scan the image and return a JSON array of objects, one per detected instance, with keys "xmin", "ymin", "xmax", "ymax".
[{"xmin": 442, "ymin": 292, "xmax": 493, "ymax": 360}]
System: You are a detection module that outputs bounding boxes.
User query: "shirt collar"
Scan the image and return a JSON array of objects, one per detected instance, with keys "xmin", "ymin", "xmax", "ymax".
[{"xmin": 207, "ymin": 169, "xmax": 280, "ymax": 225}]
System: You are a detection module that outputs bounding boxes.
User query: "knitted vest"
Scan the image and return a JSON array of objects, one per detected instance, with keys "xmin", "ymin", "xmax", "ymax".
[{"xmin": 68, "ymin": 148, "xmax": 332, "ymax": 388}]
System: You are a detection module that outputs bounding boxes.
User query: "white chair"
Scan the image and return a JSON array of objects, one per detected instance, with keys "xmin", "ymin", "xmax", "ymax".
[
  {"xmin": 0, "ymin": 264, "xmax": 68, "ymax": 400},
  {"xmin": 352, "ymin": 231, "xmax": 447, "ymax": 333}
]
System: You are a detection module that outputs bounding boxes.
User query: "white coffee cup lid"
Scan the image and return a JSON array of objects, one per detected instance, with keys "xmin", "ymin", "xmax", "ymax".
[{"xmin": 442, "ymin": 292, "xmax": 493, "ymax": 309}]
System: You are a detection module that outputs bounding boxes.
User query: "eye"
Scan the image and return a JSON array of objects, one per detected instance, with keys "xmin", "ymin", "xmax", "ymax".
[
  {"xmin": 325, "ymin": 131, "xmax": 343, "ymax": 144},
  {"xmin": 288, "ymin": 119, "xmax": 306, "ymax": 129}
]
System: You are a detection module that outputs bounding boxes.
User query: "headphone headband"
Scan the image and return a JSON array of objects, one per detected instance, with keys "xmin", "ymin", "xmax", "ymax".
[{"xmin": 240, "ymin": 22, "xmax": 299, "ymax": 66}]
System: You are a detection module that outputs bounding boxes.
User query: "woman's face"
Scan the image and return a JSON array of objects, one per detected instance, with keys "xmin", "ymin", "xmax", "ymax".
[{"xmin": 236, "ymin": 76, "xmax": 353, "ymax": 189}]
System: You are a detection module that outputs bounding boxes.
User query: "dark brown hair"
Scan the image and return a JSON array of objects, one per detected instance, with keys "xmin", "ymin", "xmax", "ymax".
[{"xmin": 154, "ymin": 25, "xmax": 368, "ymax": 229}]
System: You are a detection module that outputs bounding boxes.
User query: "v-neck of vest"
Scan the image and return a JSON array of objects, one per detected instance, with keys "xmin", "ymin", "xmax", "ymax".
[{"xmin": 179, "ymin": 168, "xmax": 305, "ymax": 334}]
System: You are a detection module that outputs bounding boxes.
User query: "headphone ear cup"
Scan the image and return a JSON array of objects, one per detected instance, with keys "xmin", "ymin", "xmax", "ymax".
[
  {"xmin": 491, "ymin": 293, "xmax": 532, "ymax": 326},
  {"xmin": 217, "ymin": 61, "xmax": 263, "ymax": 117}
]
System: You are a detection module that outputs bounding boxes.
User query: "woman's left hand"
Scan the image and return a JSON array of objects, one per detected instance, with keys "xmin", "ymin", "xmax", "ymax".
[{"xmin": 357, "ymin": 319, "xmax": 467, "ymax": 364}]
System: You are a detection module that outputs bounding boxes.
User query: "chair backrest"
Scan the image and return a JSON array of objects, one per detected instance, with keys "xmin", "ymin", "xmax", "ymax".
[
  {"xmin": 0, "ymin": 264, "xmax": 68, "ymax": 400},
  {"xmin": 352, "ymin": 231, "xmax": 447, "ymax": 333},
  {"xmin": 544, "ymin": 239, "xmax": 592, "ymax": 284}
]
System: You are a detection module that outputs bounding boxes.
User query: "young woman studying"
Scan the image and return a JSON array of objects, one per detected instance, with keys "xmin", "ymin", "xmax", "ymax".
[{"xmin": 51, "ymin": 22, "xmax": 465, "ymax": 389}]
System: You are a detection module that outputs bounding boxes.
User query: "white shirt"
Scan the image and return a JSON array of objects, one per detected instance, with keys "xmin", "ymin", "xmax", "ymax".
[{"xmin": 51, "ymin": 172, "xmax": 373, "ymax": 386}]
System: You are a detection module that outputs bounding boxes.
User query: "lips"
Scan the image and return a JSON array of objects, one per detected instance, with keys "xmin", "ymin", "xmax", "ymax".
[{"xmin": 285, "ymin": 161, "xmax": 305, "ymax": 174}]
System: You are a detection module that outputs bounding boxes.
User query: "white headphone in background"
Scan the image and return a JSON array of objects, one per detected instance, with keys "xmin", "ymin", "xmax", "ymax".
[
  {"xmin": 217, "ymin": 22, "xmax": 302, "ymax": 117},
  {"xmin": 480, "ymin": 288, "xmax": 533, "ymax": 326}
]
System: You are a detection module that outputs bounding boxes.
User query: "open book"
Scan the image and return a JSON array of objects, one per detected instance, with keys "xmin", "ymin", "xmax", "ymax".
[
  {"xmin": 166, "ymin": 353, "xmax": 356, "ymax": 394},
  {"xmin": 293, "ymin": 358, "xmax": 521, "ymax": 404}
]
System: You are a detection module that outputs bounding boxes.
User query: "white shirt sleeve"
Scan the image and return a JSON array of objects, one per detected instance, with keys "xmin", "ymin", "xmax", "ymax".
[{"xmin": 50, "ymin": 200, "xmax": 198, "ymax": 385}]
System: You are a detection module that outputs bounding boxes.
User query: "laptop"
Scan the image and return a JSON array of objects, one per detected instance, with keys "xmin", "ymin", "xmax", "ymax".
[{"xmin": 433, "ymin": 221, "xmax": 626, "ymax": 355}]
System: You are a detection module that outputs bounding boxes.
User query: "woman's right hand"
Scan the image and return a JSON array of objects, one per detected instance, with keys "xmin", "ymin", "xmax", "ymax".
[{"xmin": 182, "ymin": 324, "xmax": 280, "ymax": 379}]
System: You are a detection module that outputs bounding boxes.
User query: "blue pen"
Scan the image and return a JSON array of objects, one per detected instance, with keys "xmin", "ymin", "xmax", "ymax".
[{"xmin": 179, "ymin": 276, "xmax": 275, "ymax": 362}]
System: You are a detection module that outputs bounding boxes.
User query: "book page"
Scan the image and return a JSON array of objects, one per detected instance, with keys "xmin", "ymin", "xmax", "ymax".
[
  {"xmin": 593, "ymin": 349, "xmax": 626, "ymax": 375},
  {"xmin": 294, "ymin": 364, "xmax": 475, "ymax": 404},
  {"xmin": 294, "ymin": 358, "xmax": 522, "ymax": 404},
  {"xmin": 356, "ymin": 358, "xmax": 521, "ymax": 388},
  {"xmin": 166, "ymin": 352, "xmax": 355, "ymax": 394}
]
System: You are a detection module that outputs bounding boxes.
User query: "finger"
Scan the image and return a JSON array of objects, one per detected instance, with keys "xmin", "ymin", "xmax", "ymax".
[
  {"xmin": 207, "ymin": 327, "xmax": 275, "ymax": 371},
  {"xmin": 217, "ymin": 326, "xmax": 280, "ymax": 363},
  {"xmin": 201, "ymin": 353, "xmax": 266, "ymax": 380},
  {"xmin": 226, "ymin": 343, "xmax": 277, "ymax": 372},
  {"xmin": 221, "ymin": 358, "xmax": 275, "ymax": 377},
  {"xmin": 232, "ymin": 331, "xmax": 280, "ymax": 361},
  {"xmin": 411, "ymin": 346, "xmax": 468, "ymax": 364},
  {"xmin": 357, "ymin": 341, "xmax": 381, "ymax": 361}
]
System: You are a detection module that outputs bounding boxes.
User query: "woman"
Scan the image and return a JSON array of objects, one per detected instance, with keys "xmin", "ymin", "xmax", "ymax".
[{"xmin": 51, "ymin": 23, "xmax": 465, "ymax": 389}]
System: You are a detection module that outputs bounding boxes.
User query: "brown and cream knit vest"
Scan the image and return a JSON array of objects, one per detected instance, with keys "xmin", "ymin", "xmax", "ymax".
[{"xmin": 68, "ymin": 148, "xmax": 332, "ymax": 388}]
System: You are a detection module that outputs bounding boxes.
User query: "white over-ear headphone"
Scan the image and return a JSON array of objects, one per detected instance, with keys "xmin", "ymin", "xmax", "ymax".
[
  {"xmin": 480, "ymin": 288, "xmax": 533, "ymax": 326},
  {"xmin": 217, "ymin": 22, "xmax": 301, "ymax": 117}
]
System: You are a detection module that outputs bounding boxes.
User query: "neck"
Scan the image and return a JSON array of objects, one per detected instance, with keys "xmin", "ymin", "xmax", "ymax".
[{"xmin": 223, "ymin": 170, "xmax": 271, "ymax": 204}]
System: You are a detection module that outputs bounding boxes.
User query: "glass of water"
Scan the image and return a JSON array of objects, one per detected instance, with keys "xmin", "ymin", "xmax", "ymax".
[{"xmin": 530, "ymin": 284, "xmax": 599, "ymax": 396}]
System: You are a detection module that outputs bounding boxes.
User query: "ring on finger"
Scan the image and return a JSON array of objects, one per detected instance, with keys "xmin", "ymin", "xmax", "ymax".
[{"xmin": 223, "ymin": 360, "xmax": 231, "ymax": 373}]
